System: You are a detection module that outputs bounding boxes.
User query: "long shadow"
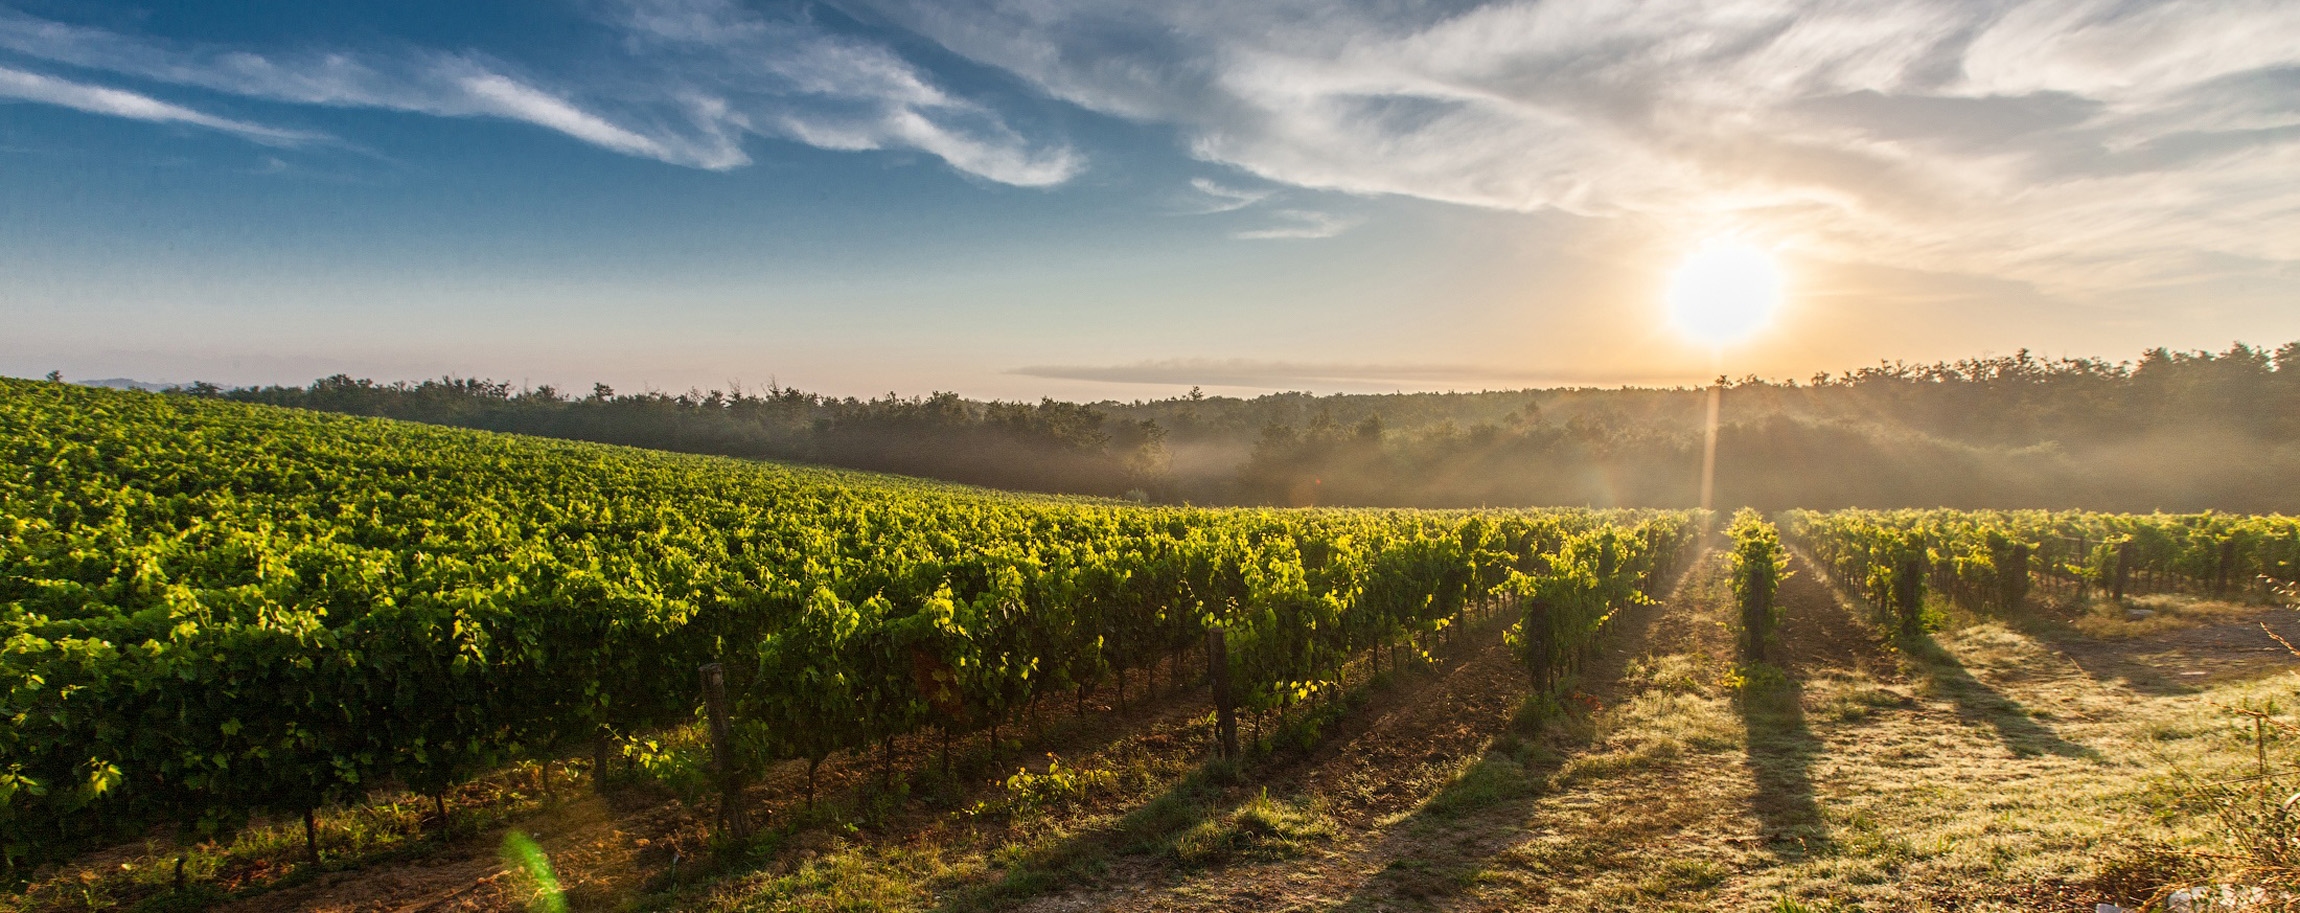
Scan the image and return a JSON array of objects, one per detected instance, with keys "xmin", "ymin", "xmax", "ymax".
[
  {"xmin": 1782, "ymin": 546, "xmax": 2103, "ymax": 762},
  {"xmin": 933, "ymin": 755, "xmax": 1251, "ymax": 912},
  {"xmin": 1322, "ymin": 552, "xmax": 1709, "ymax": 911},
  {"xmin": 613, "ymin": 647, "xmax": 1240, "ymax": 906},
  {"xmin": 2033, "ymin": 610, "xmax": 2300, "ymax": 698},
  {"xmin": 934, "ymin": 610, "xmax": 1519, "ymax": 913},
  {"xmin": 1901, "ymin": 633, "xmax": 2103, "ymax": 761},
  {"xmin": 1738, "ymin": 668, "xmax": 1831, "ymax": 858},
  {"xmin": 1909, "ymin": 567, "xmax": 2300, "ymax": 698}
]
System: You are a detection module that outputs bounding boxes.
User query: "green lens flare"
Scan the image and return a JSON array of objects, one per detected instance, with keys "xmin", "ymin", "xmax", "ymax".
[{"xmin": 501, "ymin": 830, "xmax": 567, "ymax": 913}]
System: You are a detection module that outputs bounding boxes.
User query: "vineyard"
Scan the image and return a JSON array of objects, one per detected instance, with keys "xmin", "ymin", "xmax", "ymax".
[
  {"xmin": 0, "ymin": 379, "xmax": 1695, "ymax": 873},
  {"xmin": 1785, "ymin": 508, "xmax": 2300, "ymax": 627},
  {"xmin": 8, "ymin": 378, "xmax": 2300, "ymax": 911}
]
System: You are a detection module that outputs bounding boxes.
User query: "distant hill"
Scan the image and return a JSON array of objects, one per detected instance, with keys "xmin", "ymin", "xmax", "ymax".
[{"xmin": 75, "ymin": 377, "xmax": 177, "ymax": 392}]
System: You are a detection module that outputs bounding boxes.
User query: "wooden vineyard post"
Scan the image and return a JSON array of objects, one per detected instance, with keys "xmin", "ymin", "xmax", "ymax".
[
  {"xmin": 1525, "ymin": 598, "xmax": 1554, "ymax": 694},
  {"xmin": 1895, "ymin": 555, "xmax": 1925, "ymax": 637},
  {"xmin": 1741, "ymin": 584, "xmax": 1768, "ymax": 662},
  {"xmin": 2000, "ymin": 543, "xmax": 2031, "ymax": 611},
  {"xmin": 2113, "ymin": 541, "xmax": 2134, "ymax": 602},
  {"xmin": 1207, "ymin": 629, "xmax": 1238, "ymax": 760},
  {"xmin": 699, "ymin": 663, "xmax": 753, "ymax": 840},
  {"xmin": 593, "ymin": 729, "xmax": 614, "ymax": 793},
  {"xmin": 2073, "ymin": 536, "xmax": 2090, "ymax": 601},
  {"xmin": 2219, "ymin": 539, "xmax": 2239, "ymax": 597}
]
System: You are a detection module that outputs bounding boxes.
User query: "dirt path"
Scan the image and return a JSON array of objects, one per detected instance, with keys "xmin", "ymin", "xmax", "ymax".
[{"xmin": 1772, "ymin": 551, "xmax": 1897, "ymax": 678}]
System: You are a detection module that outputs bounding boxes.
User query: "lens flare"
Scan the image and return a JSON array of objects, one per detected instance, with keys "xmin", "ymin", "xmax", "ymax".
[{"xmin": 1667, "ymin": 239, "xmax": 1784, "ymax": 347}]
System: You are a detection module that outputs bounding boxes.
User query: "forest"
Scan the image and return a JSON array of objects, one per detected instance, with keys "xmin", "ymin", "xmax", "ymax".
[{"xmin": 199, "ymin": 342, "xmax": 2300, "ymax": 512}]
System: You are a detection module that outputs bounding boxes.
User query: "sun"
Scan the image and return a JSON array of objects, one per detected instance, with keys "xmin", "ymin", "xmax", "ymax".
[{"xmin": 1666, "ymin": 238, "xmax": 1784, "ymax": 347}]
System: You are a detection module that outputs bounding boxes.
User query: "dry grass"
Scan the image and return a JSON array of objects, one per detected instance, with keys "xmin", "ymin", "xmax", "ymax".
[{"xmin": 2070, "ymin": 593, "xmax": 2269, "ymax": 639}]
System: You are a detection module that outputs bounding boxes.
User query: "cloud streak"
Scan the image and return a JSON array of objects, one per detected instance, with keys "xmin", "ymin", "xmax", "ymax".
[
  {"xmin": 1178, "ymin": 177, "xmax": 1358, "ymax": 239},
  {"xmin": 852, "ymin": 0, "xmax": 2300, "ymax": 289},
  {"xmin": 1232, "ymin": 208, "xmax": 1363, "ymax": 240},
  {"xmin": 0, "ymin": 65, "xmax": 318, "ymax": 145},
  {"xmin": 1183, "ymin": 177, "xmax": 1271, "ymax": 214},
  {"xmin": 0, "ymin": 3, "xmax": 1078, "ymax": 184},
  {"xmin": 1012, "ymin": 358, "xmax": 1675, "ymax": 389}
]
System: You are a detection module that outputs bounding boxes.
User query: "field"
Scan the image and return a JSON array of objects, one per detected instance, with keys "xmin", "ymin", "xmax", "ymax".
[{"xmin": 6, "ymin": 379, "xmax": 2300, "ymax": 912}]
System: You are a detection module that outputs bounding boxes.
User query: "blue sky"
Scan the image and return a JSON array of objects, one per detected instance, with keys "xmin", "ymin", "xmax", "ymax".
[{"xmin": 4, "ymin": 0, "xmax": 2297, "ymax": 400}]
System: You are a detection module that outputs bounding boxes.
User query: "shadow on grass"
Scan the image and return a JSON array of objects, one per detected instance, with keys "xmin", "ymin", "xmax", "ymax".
[
  {"xmin": 940, "ymin": 561, "xmax": 1712, "ymax": 913},
  {"xmin": 1924, "ymin": 585, "xmax": 2244, "ymax": 698},
  {"xmin": 1782, "ymin": 545, "xmax": 2104, "ymax": 760},
  {"xmin": 1901, "ymin": 634, "xmax": 2103, "ymax": 762},
  {"xmin": 934, "ymin": 643, "xmax": 1467, "ymax": 913},
  {"xmin": 618, "ymin": 654, "xmax": 1239, "ymax": 909},
  {"xmin": 1737, "ymin": 666, "xmax": 1831, "ymax": 859},
  {"xmin": 932, "ymin": 757, "xmax": 1252, "ymax": 913},
  {"xmin": 1320, "ymin": 740, "xmax": 1572, "ymax": 912},
  {"xmin": 1321, "ymin": 560, "xmax": 1706, "ymax": 912},
  {"xmin": 2033, "ymin": 605, "xmax": 2300, "ymax": 698}
]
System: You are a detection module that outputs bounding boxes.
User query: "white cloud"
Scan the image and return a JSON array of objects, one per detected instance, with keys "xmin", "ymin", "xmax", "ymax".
[
  {"xmin": 0, "ymin": 3, "xmax": 1078, "ymax": 184},
  {"xmin": 1184, "ymin": 177, "xmax": 1271, "ymax": 213},
  {"xmin": 1011, "ymin": 357, "xmax": 1663, "ymax": 388},
  {"xmin": 850, "ymin": 0, "xmax": 2300, "ymax": 290},
  {"xmin": 1234, "ymin": 209, "xmax": 1362, "ymax": 240},
  {"xmin": 452, "ymin": 69, "xmax": 698, "ymax": 164},
  {"xmin": 0, "ymin": 65, "xmax": 318, "ymax": 145}
]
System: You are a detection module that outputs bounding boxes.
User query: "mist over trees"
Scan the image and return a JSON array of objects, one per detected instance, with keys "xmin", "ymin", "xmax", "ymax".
[
  {"xmin": 193, "ymin": 341, "xmax": 2300, "ymax": 512},
  {"xmin": 217, "ymin": 378, "xmax": 1175, "ymax": 499}
]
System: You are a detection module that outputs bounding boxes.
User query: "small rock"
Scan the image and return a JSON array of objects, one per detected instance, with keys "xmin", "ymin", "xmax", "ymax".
[
  {"xmin": 2126, "ymin": 609, "xmax": 2157, "ymax": 620},
  {"xmin": 2169, "ymin": 884, "xmax": 2275, "ymax": 912}
]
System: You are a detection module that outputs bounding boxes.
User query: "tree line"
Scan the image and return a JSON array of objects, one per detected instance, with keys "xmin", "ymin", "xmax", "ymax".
[
  {"xmin": 180, "ymin": 340, "xmax": 2300, "ymax": 512},
  {"xmin": 211, "ymin": 377, "xmax": 1174, "ymax": 500}
]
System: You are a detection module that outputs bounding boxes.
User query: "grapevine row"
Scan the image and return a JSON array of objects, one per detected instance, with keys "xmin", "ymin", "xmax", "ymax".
[
  {"xmin": 0, "ymin": 380, "xmax": 1694, "ymax": 865},
  {"xmin": 1782, "ymin": 509, "xmax": 2300, "ymax": 624}
]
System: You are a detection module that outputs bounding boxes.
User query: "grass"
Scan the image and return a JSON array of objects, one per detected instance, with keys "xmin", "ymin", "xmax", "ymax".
[
  {"xmin": 2067, "ymin": 592, "xmax": 2269, "ymax": 639},
  {"xmin": 1168, "ymin": 790, "xmax": 1339, "ymax": 866}
]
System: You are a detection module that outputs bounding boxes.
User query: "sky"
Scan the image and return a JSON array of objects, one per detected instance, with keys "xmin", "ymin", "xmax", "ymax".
[{"xmin": 3, "ymin": 0, "xmax": 2297, "ymax": 401}]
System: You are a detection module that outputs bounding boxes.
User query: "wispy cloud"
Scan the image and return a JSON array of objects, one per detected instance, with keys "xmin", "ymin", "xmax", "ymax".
[
  {"xmin": 452, "ymin": 68, "xmax": 701, "ymax": 164},
  {"xmin": 1184, "ymin": 177, "xmax": 1271, "ymax": 213},
  {"xmin": 1012, "ymin": 358, "xmax": 1672, "ymax": 389},
  {"xmin": 1179, "ymin": 176, "xmax": 1356, "ymax": 239},
  {"xmin": 602, "ymin": 0, "xmax": 1080, "ymax": 185},
  {"xmin": 852, "ymin": 0, "xmax": 2300, "ymax": 289},
  {"xmin": 1233, "ymin": 208, "xmax": 1362, "ymax": 240},
  {"xmin": 0, "ymin": 65, "xmax": 318, "ymax": 145},
  {"xmin": 0, "ymin": 8, "xmax": 747, "ymax": 168},
  {"xmin": 0, "ymin": 2, "xmax": 1079, "ymax": 184}
]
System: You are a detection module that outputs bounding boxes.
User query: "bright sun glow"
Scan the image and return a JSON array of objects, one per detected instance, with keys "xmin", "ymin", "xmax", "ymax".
[{"xmin": 1666, "ymin": 239, "xmax": 1784, "ymax": 347}]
